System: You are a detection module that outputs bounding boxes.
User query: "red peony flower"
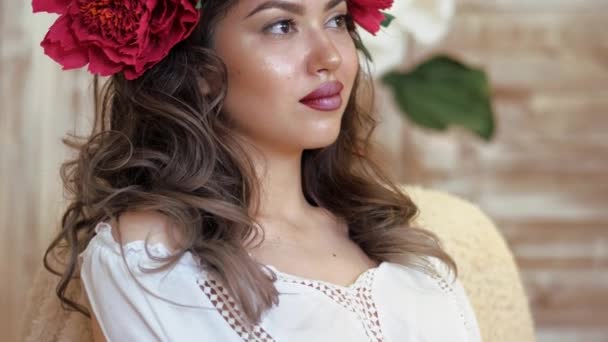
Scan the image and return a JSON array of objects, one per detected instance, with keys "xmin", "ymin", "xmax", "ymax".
[
  {"xmin": 347, "ymin": 0, "xmax": 394, "ymax": 35},
  {"xmin": 32, "ymin": 0, "xmax": 201, "ymax": 80}
]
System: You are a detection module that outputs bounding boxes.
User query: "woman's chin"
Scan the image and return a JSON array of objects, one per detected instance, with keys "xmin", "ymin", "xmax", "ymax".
[{"xmin": 302, "ymin": 131, "xmax": 341, "ymax": 150}]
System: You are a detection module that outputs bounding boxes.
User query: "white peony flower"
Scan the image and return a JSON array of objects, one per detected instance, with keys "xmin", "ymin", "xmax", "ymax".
[{"xmin": 358, "ymin": 0, "xmax": 455, "ymax": 77}]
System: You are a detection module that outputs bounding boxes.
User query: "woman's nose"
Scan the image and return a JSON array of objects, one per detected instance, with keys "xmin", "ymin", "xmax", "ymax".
[{"xmin": 306, "ymin": 33, "xmax": 343, "ymax": 76}]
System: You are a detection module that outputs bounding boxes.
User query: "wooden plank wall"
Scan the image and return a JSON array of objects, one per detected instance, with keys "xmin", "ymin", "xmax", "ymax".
[
  {"xmin": 373, "ymin": 0, "xmax": 608, "ymax": 341},
  {"xmin": 1, "ymin": 0, "xmax": 607, "ymax": 341},
  {"xmin": 1, "ymin": 2, "xmax": 95, "ymax": 341}
]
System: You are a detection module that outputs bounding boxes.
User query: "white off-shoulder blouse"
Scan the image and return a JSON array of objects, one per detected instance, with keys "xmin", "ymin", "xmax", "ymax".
[{"xmin": 78, "ymin": 221, "xmax": 482, "ymax": 342}]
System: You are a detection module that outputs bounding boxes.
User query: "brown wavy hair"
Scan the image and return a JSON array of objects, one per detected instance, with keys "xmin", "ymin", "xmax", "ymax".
[{"xmin": 44, "ymin": 0, "xmax": 457, "ymax": 328}]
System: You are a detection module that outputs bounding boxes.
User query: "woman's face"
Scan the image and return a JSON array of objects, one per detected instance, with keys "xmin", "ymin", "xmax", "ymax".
[{"xmin": 212, "ymin": 0, "xmax": 359, "ymax": 154}]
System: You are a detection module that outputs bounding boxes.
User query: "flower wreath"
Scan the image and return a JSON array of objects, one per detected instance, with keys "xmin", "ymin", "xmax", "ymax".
[{"xmin": 32, "ymin": 0, "xmax": 394, "ymax": 80}]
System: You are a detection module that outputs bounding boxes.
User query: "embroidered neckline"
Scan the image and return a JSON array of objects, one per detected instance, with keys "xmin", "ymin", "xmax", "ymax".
[
  {"xmin": 262, "ymin": 262, "xmax": 385, "ymax": 292},
  {"xmin": 264, "ymin": 264, "xmax": 386, "ymax": 341},
  {"xmin": 198, "ymin": 260, "xmax": 386, "ymax": 342}
]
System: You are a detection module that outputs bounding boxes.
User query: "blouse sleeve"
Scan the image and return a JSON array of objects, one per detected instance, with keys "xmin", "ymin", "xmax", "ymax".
[
  {"xmin": 78, "ymin": 222, "xmax": 234, "ymax": 342},
  {"xmin": 430, "ymin": 256, "xmax": 483, "ymax": 342},
  {"xmin": 451, "ymin": 277, "xmax": 483, "ymax": 342}
]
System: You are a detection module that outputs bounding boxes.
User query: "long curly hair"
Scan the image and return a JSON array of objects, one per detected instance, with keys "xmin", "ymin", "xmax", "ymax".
[{"xmin": 43, "ymin": 0, "xmax": 457, "ymax": 327}]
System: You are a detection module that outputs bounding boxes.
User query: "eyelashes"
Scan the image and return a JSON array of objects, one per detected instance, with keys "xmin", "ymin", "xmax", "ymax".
[{"xmin": 263, "ymin": 13, "xmax": 351, "ymax": 36}]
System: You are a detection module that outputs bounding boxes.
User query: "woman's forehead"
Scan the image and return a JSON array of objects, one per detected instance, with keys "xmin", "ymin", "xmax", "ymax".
[{"xmin": 236, "ymin": 0, "xmax": 347, "ymax": 19}]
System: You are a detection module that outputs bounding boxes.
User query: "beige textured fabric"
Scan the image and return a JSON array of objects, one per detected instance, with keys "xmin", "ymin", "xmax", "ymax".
[
  {"xmin": 403, "ymin": 185, "xmax": 536, "ymax": 342},
  {"xmin": 20, "ymin": 184, "xmax": 536, "ymax": 341}
]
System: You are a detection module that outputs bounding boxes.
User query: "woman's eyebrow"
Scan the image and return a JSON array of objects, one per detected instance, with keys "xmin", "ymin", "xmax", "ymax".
[{"xmin": 244, "ymin": 0, "xmax": 346, "ymax": 19}]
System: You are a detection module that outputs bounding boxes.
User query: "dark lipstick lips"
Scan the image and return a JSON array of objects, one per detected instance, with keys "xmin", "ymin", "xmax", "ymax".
[{"xmin": 300, "ymin": 81, "xmax": 344, "ymax": 101}]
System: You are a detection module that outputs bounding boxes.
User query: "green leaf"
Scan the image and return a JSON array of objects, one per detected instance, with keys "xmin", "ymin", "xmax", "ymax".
[
  {"xmin": 380, "ymin": 12, "xmax": 395, "ymax": 28},
  {"xmin": 380, "ymin": 55, "xmax": 495, "ymax": 141},
  {"xmin": 196, "ymin": 0, "xmax": 202, "ymax": 10}
]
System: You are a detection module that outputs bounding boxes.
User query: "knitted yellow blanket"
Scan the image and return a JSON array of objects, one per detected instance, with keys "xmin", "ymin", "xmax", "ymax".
[{"xmin": 20, "ymin": 184, "xmax": 536, "ymax": 341}]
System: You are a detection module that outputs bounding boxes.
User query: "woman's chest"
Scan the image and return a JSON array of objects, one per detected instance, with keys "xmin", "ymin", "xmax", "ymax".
[{"xmin": 249, "ymin": 233, "xmax": 379, "ymax": 289}]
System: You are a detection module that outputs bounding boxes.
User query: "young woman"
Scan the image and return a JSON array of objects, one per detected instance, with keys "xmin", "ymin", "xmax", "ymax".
[{"xmin": 35, "ymin": 0, "xmax": 482, "ymax": 340}]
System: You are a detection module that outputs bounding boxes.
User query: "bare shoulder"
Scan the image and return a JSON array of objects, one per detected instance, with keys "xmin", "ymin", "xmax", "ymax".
[{"xmin": 108, "ymin": 210, "xmax": 185, "ymax": 252}]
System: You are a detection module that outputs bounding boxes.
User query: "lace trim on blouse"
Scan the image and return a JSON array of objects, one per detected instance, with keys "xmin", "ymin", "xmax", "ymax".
[
  {"xmin": 197, "ymin": 276, "xmax": 276, "ymax": 341},
  {"xmin": 195, "ymin": 260, "xmax": 386, "ymax": 342},
  {"xmin": 267, "ymin": 264, "xmax": 385, "ymax": 342}
]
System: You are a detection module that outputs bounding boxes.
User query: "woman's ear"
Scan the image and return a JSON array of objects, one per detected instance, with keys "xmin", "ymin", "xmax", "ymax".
[
  {"xmin": 199, "ymin": 77, "xmax": 212, "ymax": 96},
  {"xmin": 199, "ymin": 70, "xmax": 224, "ymax": 97}
]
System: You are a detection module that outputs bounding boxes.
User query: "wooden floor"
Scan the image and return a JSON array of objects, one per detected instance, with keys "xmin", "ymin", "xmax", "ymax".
[{"xmin": 2, "ymin": 0, "xmax": 607, "ymax": 341}]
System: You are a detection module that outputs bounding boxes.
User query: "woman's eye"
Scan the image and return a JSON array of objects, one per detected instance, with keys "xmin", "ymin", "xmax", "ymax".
[
  {"xmin": 263, "ymin": 14, "xmax": 350, "ymax": 36},
  {"xmin": 264, "ymin": 19, "xmax": 297, "ymax": 35},
  {"xmin": 328, "ymin": 14, "xmax": 349, "ymax": 29}
]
